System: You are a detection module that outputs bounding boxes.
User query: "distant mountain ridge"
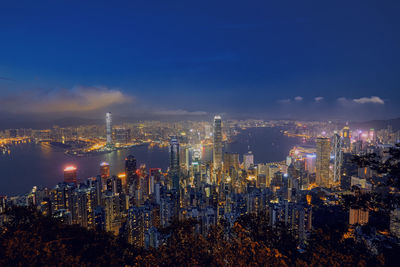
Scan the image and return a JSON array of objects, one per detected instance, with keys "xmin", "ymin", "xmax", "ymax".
[
  {"xmin": 1, "ymin": 114, "xmax": 399, "ymax": 130},
  {"xmin": 351, "ymin": 117, "xmax": 400, "ymax": 131}
]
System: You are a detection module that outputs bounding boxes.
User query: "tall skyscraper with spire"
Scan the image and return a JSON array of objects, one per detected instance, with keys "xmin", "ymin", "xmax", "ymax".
[
  {"xmin": 316, "ymin": 137, "xmax": 331, "ymax": 187},
  {"xmin": 106, "ymin": 112, "xmax": 112, "ymax": 146},
  {"xmin": 169, "ymin": 136, "xmax": 180, "ymax": 190},
  {"xmin": 213, "ymin": 115, "xmax": 222, "ymax": 171}
]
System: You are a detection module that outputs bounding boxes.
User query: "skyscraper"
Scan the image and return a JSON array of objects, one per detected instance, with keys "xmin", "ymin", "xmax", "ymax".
[
  {"xmin": 213, "ymin": 115, "xmax": 222, "ymax": 170},
  {"xmin": 223, "ymin": 152, "xmax": 240, "ymax": 174},
  {"xmin": 316, "ymin": 137, "xmax": 330, "ymax": 187},
  {"xmin": 64, "ymin": 166, "xmax": 77, "ymax": 185},
  {"xmin": 169, "ymin": 136, "xmax": 180, "ymax": 190},
  {"xmin": 332, "ymin": 133, "xmax": 343, "ymax": 185},
  {"xmin": 342, "ymin": 126, "xmax": 350, "ymax": 148},
  {"xmin": 368, "ymin": 128, "xmax": 375, "ymax": 143},
  {"xmin": 125, "ymin": 155, "xmax": 137, "ymax": 191},
  {"xmin": 243, "ymin": 151, "xmax": 254, "ymax": 170},
  {"xmin": 106, "ymin": 112, "xmax": 112, "ymax": 146},
  {"xmin": 192, "ymin": 149, "xmax": 201, "ymax": 187},
  {"xmin": 100, "ymin": 162, "xmax": 110, "ymax": 190},
  {"xmin": 305, "ymin": 154, "xmax": 316, "ymax": 173}
]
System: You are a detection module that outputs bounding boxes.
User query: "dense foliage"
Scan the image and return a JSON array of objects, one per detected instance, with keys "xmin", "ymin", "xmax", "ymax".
[{"xmin": 1, "ymin": 206, "xmax": 395, "ymax": 266}]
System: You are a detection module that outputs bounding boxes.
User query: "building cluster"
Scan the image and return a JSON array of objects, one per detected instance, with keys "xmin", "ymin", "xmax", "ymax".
[{"xmin": 1, "ymin": 115, "xmax": 400, "ymax": 250}]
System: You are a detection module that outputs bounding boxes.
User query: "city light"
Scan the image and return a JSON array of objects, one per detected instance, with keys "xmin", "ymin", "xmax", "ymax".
[
  {"xmin": 0, "ymin": 1, "xmax": 398, "ymax": 265},
  {"xmin": 64, "ymin": 166, "xmax": 77, "ymax": 171}
]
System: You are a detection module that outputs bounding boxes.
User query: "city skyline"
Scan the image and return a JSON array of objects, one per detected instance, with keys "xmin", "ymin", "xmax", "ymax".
[
  {"xmin": 1, "ymin": 108, "xmax": 400, "ymax": 265},
  {"xmin": 1, "ymin": 2, "xmax": 400, "ymax": 265}
]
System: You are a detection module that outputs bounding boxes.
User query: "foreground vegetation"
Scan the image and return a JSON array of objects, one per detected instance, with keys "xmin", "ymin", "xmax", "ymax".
[{"xmin": 1, "ymin": 206, "xmax": 397, "ymax": 266}]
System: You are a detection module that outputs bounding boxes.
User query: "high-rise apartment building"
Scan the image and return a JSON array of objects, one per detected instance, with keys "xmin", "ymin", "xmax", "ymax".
[
  {"xmin": 223, "ymin": 152, "xmax": 240, "ymax": 174},
  {"xmin": 243, "ymin": 151, "xmax": 254, "ymax": 170},
  {"xmin": 316, "ymin": 137, "xmax": 330, "ymax": 187},
  {"xmin": 125, "ymin": 155, "xmax": 137, "ymax": 191}
]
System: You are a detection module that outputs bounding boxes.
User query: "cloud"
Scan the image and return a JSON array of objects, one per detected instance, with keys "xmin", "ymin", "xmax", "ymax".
[
  {"xmin": 278, "ymin": 96, "xmax": 303, "ymax": 104},
  {"xmin": 337, "ymin": 97, "xmax": 350, "ymax": 104},
  {"xmin": 314, "ymin": 96, "xmax": 324, "ymax": 102},
  {"xmin": 353, "ymin": 96, "xmax": 384, "ymax": 105},
  {"xmin": 0, "ymin": 76, "xmax": 12, "ymax": 81},
  {"xmin": 0, "ymin": 86, "xmax": 133, "ymax": 114},
  {"xmin": 153, "ymin": 109, "xmax": 208, "ymax": 116},
  {"xmin": 278, "ymin": 99, "xmax": 291, "ymax": 104},
  {"xmin": 337, "ymin": 96, "xmax": 385, "ymax": 105}
]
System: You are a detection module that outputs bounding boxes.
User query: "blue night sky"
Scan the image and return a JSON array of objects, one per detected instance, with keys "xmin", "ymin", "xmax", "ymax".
[{"xmin": 0, "ymin": 0, "xmax": 399, "ymax": 121}]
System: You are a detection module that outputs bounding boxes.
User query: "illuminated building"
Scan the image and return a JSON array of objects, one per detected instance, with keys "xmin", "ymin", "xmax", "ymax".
[
  {"xmin": 64, "ymin": 166, "xmax": 77, "ymax": 185},
  {"xmin": 243, "ymin": 151, "xmax": 254, "ymax": 170},
  {"xmin": 351, "ymin": 140, "xmax": 362, "ymax": 154},
  {"xmin": 75, "ymin": 188, "xmax": 96, "ymax": 228},
  {"xmin": 223, "ymin": 152, "xmax": 239, "ymax": 174},
  {"xmin": 127, "ymin": 206, "xmax": 152, "ymax": 247},
  {"xmin": 332, "ymin": 133, "xmax": 343, "ymax": 185},
  {"xmin": 315, "ymin": 137, "xmax": 330, "ymax": 187},
  {"xmin": 94, "ymin": 206, "xmax": 106, "ymax": 231},
  {"xmin": 368, "ymin": 128, "xmax": 375, "ymax": 143},
  {"xmin": 100, "ymin": 162, "xmax": 110, "ymax": 190},
  {"xmin": 184, "ymin": 146, "xmax": 193, "ymax": 171},
  {"xmin": 149, "ymin": 168, "xmax": 162, "ymax": 194},
  {"xmin": 0, "ymin": 196, "xmax": 7, "ymax": 214},
  {"xmin": 342, "ymin": 125, "xmax": 351, "ymax": 148},
  {"xmin": 192, "ymin": 149, "xmax": 201, "ymax": 187},
  {"xmin": 103, "ymin": 191, "xmax": 121, "ymax": 234},
  {"xmin": 305, "ymin": 154, "xmax": 316, "ymax": 173},
  {"xmin": 351, "ymin": 176, "xmax": 372, "ymax": 190},
  {"xmin": 205, "ymin": 124, "xmax": 212, "ymax": 138},
  {"xmin": 125, "ymin": 155, "xmax": 137, "ymax": 191},
  {"xmin": 257, "ymin": 164, "xmax": 268, "ymax": 187},
  {"xmin": 106, "ymin": 112, "xmax": 112, "ymax": 146},
  {"xmin": 349, "ymin": 208, "xmax": 369, "ymax": 225},
  {"xmin": 213, "ymin": 116, "xmax": 222, "ymax": 170},
  {"xmin": 268, "ymin": 202, "xmax": 312, "ymax": 242},
  {"xmin": 358, "ymin": 166, "xmax": 373, "ymax": 179},
  {"xmin": 268, "ymin": 165, "xmax": 279, "ymax": 187},
  {"xmin": 50, "ymin": 183, "xmax": 74, "ymax": 212},
  {"xmin": 169, "ymin": 136, "xmax": 180, "ymax": 190},
  {"xmin": 118, "ymin": 173, "xmax": 127, "ymax": 193},
  {"xmin": 111, "ymin": 175, "xmax": 123, "ymax": 194}
]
